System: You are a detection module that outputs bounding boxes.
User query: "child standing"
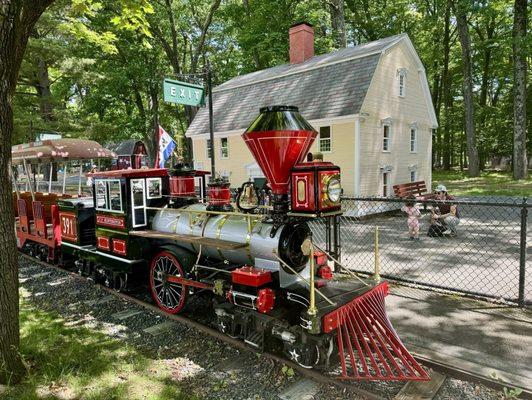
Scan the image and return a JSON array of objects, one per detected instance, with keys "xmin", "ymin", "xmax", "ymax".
[{"xmin": 401, "ymin": 197, "xmax": 421, "ymax": 240}]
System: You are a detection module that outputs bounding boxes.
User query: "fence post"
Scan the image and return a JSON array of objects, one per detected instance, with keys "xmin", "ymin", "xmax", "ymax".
[
  {"xmin": 518, "ymin": 197, "xmax": 528, "ymax": 307},
  {"xmin": 374, "ymin": 226, "xmax": 381, "ymax": 281},
  {"xmin": 333, "ymin": 214, "xmax": 341, "ymax": 271}
]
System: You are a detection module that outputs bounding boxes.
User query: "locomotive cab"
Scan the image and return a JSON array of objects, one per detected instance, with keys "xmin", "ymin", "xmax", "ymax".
[{"xmin": 90, "ymin": 168, "xmax": 169, "ymax": 261}]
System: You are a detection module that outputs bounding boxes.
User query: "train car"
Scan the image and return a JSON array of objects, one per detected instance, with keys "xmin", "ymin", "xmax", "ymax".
[
  {"xmin": 12, "ymin": 139, "xmax": 115, "ymax": 262},
  {"xmin": 23, "ymin": 107, "xmax": 428, "ymax": 382}
]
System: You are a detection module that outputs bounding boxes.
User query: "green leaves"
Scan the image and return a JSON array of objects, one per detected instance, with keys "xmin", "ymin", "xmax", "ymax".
[
  {"xmin": 12, "ymin": 0, "xmax": 526, "ymax": 168},
  {"xmin": 281, "ymin": 365, "xmax": 295, "ymax": 377},
  {"xmin": 60, "ymin": 21, "xmax": 119, "ymax": 54},
  {"xmin": 110, "ymin": 0, "xmax": 154, "ymax": 37}
]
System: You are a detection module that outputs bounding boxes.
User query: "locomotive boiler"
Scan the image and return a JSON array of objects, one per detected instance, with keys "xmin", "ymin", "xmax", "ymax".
[
  {"xmin": 152, "ymin": 205, "xmax": 312, "ymax": 288},
  {"xmin": 16, "ymin": 106, "xmax": 429, "ymax": 382}
]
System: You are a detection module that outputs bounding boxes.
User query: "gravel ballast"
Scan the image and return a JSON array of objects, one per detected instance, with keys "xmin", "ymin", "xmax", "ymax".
[{"xmin": 18, "ymin": 256, "xmax": 504, "ymax": 400}]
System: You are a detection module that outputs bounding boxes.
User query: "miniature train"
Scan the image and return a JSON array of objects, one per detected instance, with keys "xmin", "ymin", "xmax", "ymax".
[{"xmin": 12, "ymin": 106, "xmax": 429, "ymax": 381}]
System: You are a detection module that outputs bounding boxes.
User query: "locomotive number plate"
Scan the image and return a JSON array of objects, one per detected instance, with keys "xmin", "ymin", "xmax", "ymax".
[{"xmin": 60, "ymin": 212, "xmax": 78, "ymax": 241}]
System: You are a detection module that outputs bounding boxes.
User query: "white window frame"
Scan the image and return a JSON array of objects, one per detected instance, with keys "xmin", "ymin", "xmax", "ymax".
[
  {"xmin": 397, "ymin": 68, "xmax": 407, "ymax": 98},
  {"xmin": 131, "ymin": 178, "xmax": 147, "ymax": 228},
  {"xmin": 220, "ymin": 137, "xmax": 229, "ymax": 159},
  {"xmin": 146, "ymin": 177, "xmax": 162, "ymax": 199},
  {"xmin": 206, "ymin": 139, "xmax": 212, "ymax": 159},
  {"xmin": 410, "ymin": 127, "xmax": 417, "ymax": 153},
  {"xmin": 399, "ymin": 74, "xmax": 405, "ymax": 97},
  {"xmin": 318, "ymin": 126, "xmax": 332, "ymax": 153},
  {"xmin": 382, "ymin": 124, "xmax": 391, "ymax": 152},
  {"xmin": 382, "ymin": 172, "xmax": 390, "ymax": 197},
  {"xmin": 410, "ymin": 169, "xmax": 416, "ymax": 182},
  {"xmin": 95, "ymin": 179, "xmax": 123, "ymax": 213}
]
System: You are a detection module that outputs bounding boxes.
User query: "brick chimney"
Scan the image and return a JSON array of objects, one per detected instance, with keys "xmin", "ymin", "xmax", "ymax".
[{"xmin": 289, "ymin": 22, "xmax": 314, "ymax": 64}]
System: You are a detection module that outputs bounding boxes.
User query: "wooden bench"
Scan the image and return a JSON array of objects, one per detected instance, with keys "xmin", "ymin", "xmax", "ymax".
[{"xmin": 393, "ymin": 181, "xmax": 435, "ymax": 200}]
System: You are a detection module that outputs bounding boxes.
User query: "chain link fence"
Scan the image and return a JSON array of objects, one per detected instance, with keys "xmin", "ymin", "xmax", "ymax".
[{"xmin": 312, "ymin": 196, "xmax": 531, "ymax": 307}]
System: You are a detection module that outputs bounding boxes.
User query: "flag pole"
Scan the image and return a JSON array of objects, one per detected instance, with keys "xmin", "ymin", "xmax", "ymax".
[
  {"xmin": 207, "ymin": 62, "xmax": 215, "ymax": 177},
  {"xmin": 154, "ymin": 126, "xmax": 160, "ymax": 168}
]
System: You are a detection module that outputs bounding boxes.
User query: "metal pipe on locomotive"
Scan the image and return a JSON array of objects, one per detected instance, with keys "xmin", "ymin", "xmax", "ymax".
[{"xmin": 14, "ymin": 106, "xmax": 429, "ymax": 381}]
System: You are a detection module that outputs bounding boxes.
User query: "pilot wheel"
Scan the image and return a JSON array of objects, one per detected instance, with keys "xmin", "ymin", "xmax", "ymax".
[{"xmin": 284, "ymin": 342, "xmax": 321, "ymax": 369}]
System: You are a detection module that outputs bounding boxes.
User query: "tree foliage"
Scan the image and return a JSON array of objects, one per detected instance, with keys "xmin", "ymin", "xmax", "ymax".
[{"xmin": 11, "ymin": 0, "xmax": 530, "ymax": 171}]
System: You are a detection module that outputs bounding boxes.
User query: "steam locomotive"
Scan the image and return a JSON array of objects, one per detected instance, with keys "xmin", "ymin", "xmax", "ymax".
[{"xmin": 16, "ymin": 106, "xmax": 429, "ymax": 381}]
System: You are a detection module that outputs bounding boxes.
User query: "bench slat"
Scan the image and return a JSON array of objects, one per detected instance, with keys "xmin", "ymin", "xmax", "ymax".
[{"xmin": 393, "ymin": 181, "xmax": 432, "ymax": 198}]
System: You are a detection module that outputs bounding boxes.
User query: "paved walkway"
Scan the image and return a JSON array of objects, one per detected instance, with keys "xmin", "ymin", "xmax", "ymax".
[
  {"xmin": 312, "ymin": 199, "xmax": 531, "ymax": 303},
  {"xmin": 386, "ymin": 284, "xmax": 532, "ymax": 393}
]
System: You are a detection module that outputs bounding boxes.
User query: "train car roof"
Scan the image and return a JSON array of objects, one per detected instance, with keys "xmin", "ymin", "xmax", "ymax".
[
  {"xmin": 89, "ymin": 168, "xmax": 211, "ymax": 179},
  {"xmin": 11, "ymin": 139, "xmax": 115, "ymax": 164},
  {"xmin": 89, "ymin": 168, "xmax": 169, "ymax": 179}
]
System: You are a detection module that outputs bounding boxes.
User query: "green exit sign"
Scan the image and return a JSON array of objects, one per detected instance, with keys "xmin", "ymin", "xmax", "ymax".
[{"xmin": 163, "ymin": 78, "xmax": 205, "ymax": 107}]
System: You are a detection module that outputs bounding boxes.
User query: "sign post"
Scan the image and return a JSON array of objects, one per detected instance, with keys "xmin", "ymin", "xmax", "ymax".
[{"xmin": 207, "ymin": 65, "xmax": 215, "ymax": 177}]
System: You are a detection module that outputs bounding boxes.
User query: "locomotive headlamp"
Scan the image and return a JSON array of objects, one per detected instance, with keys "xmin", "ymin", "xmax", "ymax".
[
  {"xmin": 324, "ymin": 174, "xmax": 341, "ymax": 204},
  {"xmin": 291, "ymin": 163, "xmax": 341, "ymax": 214}
]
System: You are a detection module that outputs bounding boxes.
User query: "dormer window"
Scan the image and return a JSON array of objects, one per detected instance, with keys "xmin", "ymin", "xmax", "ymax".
[{"xmin": 397, "ymin": 68, "xmax": 407, "ymax": 97}]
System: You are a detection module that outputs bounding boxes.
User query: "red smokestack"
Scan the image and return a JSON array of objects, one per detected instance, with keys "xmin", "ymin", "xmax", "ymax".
[
  {"xmin": 242, "ymin": 106, "xmax": 316, "ymax": 225},
  {"xmin": 242, "ymin": 106, "xmax": 316, "ymax": 196}
]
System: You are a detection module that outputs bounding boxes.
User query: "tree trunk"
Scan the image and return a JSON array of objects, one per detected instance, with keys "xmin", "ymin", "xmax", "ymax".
[
  {"xmin": 441, "ymin": 2, "xmax": 452, "ymax": 170},
  {"xmin": 0, "ymin": 0, "xmax": 55, "ymax": 384},
  {"xmin": 147, "ymin": 86, "xmax": 159, "ymax": 163},
  {"xmin": 35, "ymin": 57, "xmax": 54, "ymax": 122},
  {"xmin": 0, "ymin": 81, "xmax": 23, "ymax": 386},
  {"xmin": 329, "ymin": 0, "xmax": 347, "ymax": 48},
  {"xmin": 512, "ymin": 0, "xmax": 528, "ymax": 179},
  {"xmin": 453, "ymin": 0, "xmax": 480, "ymax": 177}
]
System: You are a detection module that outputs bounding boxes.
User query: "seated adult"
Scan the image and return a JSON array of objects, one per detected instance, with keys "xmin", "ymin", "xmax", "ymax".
[{"xmin": 431, "ymin": 184, "xmax": 460, "ymax": 236}]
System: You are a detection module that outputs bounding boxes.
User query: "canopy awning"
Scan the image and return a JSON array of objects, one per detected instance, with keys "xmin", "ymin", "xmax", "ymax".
[{"xmin": 11, "ymin": 139, "xmax": 116, "ymax": 164}]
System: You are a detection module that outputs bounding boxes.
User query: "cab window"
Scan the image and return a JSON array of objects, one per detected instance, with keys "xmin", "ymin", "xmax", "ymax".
[{"xmin": 95, "ymin": 179, "xmax": 123, "ymax": 213}]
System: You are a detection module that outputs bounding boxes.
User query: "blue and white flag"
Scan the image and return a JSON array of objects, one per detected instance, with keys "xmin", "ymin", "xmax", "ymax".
[{"xmin": 158, "ymin": 125, "xmax": 176, "ymax": 168}]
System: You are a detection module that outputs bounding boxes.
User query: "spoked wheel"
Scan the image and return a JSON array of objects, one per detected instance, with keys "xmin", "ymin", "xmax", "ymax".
[{"xmin": 150, "ymin": 251, "xmax": 187, "ymax": 314}]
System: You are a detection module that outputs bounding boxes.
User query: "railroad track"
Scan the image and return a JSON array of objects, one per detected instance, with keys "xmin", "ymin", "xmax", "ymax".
[{"xmin": 18, "ymin": 252, "xmax": 519, "ymax": 400}]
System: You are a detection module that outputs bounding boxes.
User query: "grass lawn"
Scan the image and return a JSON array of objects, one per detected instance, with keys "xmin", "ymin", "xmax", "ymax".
[
  {"xmin": 432, "ymin": 170, "xmax": 532, "ymax": 197},
  {"xmin": 0, "ymin": 295, "xmax": 195, "ymax": 400}
]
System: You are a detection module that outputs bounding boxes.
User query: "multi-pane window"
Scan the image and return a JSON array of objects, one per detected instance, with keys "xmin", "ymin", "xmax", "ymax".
[
  {"xmin": 206, "ymin": 139, "xmax": 212, "ymax": 159},
  {"xmin": 410, "ymin": 170, "xmax": 416, "ymax": 182},
  {"xmin": 220, "ymin": 137, "xmax": 229, "ymax": 159},
  {"xmin": 95, "ymin": 179, "xmax": 123, "ymax": 212},
  {"xmin": 383, "ymin": 125, "xmax": 391, "ymax": 151},
  {"xmin": 382, "ymin": 172, "xmax": 390, "ymax": 197},
  {"xmin": 410, "ymin": 128, "xmax": 417, "ymax": 152},
  {"xmin": 399, "ymin": 74, "xmax": 405, "ymax": 97},
  {"xmin": 319, "ymin": 126, "xmax": 331, "ymax": 152},
  {"xmin": 146, "ymin": 177, "xmax": 162, "ymax": 199}
]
